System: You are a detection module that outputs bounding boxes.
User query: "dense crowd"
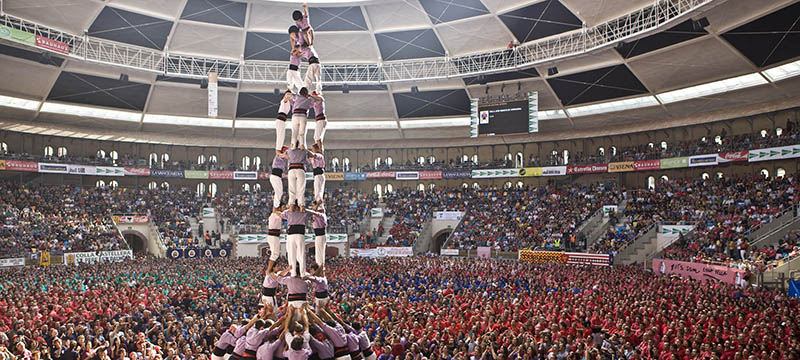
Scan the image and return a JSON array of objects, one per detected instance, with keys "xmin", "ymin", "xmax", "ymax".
[
  {"xmin": 589, "ymin": 173, "xmax": 798, "ymax": 269},
  {"xmin": 382, "ymin": 189, "xmax": 468, "ymax": 246},
  {"xmin": 1, "ymin": 257, "xmax": 798, "ymax": 360},
  {"xmin": 446, "ymin": 184, "xmax": 621, "ymax": 252},
  {"xmin": 0, "ymin": 184, "xmax": 124, "ymax": 257}
]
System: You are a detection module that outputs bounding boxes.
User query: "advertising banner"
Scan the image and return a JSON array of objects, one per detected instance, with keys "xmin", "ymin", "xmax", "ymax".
[
  {"xmin": 633, "ymin": 159, "xmax": 661, "ymax": 171},
  {"xmin": 434, "ymin": 211, "xmax": 463, "ymax": 220},
  {"xmin": 602, "ymin": 205, "xmax": 618, "ymax": 217},
  {"xmin": 440, "ymin": 249, "xmax": 460, "ymax": 256},
  {"xmin": 209, "ymin": 170, "xmax": 234, "ymax": 179},
  {"xmin": 234, "ymin": 171, "xmax": 258, "ymax": 180},
  {"xmin": 325, "ymin": 172, "xmax": 344, "ymax": 181},
  {"xmin": 0, "ymin": 25, "xmax": 35, "ymax": 47},
  {"xmin": 35, "ymin": 35, "xmax": 70, "ymax": 54},
  {"xmin": 541, "ymin": 166, "xmax": 567, "ymax": 176},
  {"xmin": 657, "ymin": 224, "xmax": 694, "ymax": 250},
  {"xmin": 38, "ymin": 162, "xmax": 68, "ymax": 173},
  {"xmin": 653, "ymin": 258, "xmax": 746, "ymax": 286},
  {"xmin": 717, "ymin": 151, "xmax": 748, "ymax": 163},
  {"xmin": 780, "ymin": 144, "xmax": 800, "ymax": 159},
  {"xmin": 419, "ymin": 171, "xmax": 443, "ymax": 180},
  {"xmin": 124, "ymin": 167, "xmax": 150, "ymax": 176},
  {"xmin": 660, "ymin": 156, "xmax": 689, "ymax": 169},
  {"xmin": 151, "ymin": 169, "xmax": 184, "ymax": 178},
  {"xmin": 202, "ymin": 208, "xmax": 215, "ymax": 218},
  {"xmin": 471, "ymin": 168, "xmax": 519, "ymax": 178},
  {"xmin": 349, "ymin": 247, "xmax": 413, "ymax": 258},
  {"xmin": 395, "ymin": 171, "xmax": 419, "ymax": 180},
  {"xmin": 366, "ymin": 171, "xmax": 395, "ymax": 179},
  {"xmin": 237, "ymin": 234, "xmax": 348, "ymax": 244},
  {"xmin": 477, "ymin": 246, "xmax": 491, "ymax": 258},
  {"xmin": 748, "ymin": 145, "xmax": 800, "ymax": 162},
  {"xmin": 168, "ymin": 248, "xmax": 229, "ymax": 259},
  {"xmin": 96, "ymin": 166, "xmax": 124, "ymax": 176},
  {"xmin": 344, "ymin": 172, "xmax": 366, "ymax": 181},
  {"xmin": 100, "ymin": 250, "xmax": 133, "ymax": 262},
  {"xmin": 442, "ymin": 169, "xmax": 472, "ymax": 179},
  {"xmin": 565, "ymin": 252, "xmax": 611, "ymax": 266},
  {"xmin": 519, "ymin": 167, "xmax": 542, "ymax": 177},
  {"xmin": 371, "ymin": 208, "xmax": 384, "ymax": 218},
  {"xmin": 567, "ymin": 164, "xmax": 608, "ymax": 174},
  {"xmin": 184, "ymin": 170, "xmax": 209, "ymax": 179},
  {"xmin": 608, "ymin": 161, "xmax": 634, "ymax": 173},
  {"xmin": 689, "ymin": 154, "xmax": 718, "ymax": 167},
  {"xmin": 113, "ymin": 215, "xmax": 149, "ymax": 224},
  {"xmin": 5, "ymin": 160, "xmax": 38, "ymax": 172},
  {"xmin": 68, "ymin": 164, "xmax": 96, "ymax": 175},
  {"xmin": 0, "ymin": 258, "xmax": 24, "ymax": 267},
  {"xmin": 258, "ymin": 172, "xmax": 270, "ymax": 180}
]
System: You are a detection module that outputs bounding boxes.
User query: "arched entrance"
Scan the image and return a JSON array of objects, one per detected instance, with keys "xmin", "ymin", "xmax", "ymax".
[
  {"xmin": 123, "ymin": 231, "xmax": 147, "ymax": 254},
  {"xmin": 432, "ymin": 229, "xmax": 451, "ymax": 253}
]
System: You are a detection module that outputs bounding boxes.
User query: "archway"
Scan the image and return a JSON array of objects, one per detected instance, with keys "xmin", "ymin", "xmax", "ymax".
[
  {"xmin": 432, "ymin": 229, "xmax": 452, "ymax": 253},
  {"xmin": 123, "ymin": 231, "xmax": 147, "ymax": 254}
]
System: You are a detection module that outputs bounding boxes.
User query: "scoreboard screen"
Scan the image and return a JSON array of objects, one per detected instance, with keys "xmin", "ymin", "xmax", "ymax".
[{"xmin": 477, "ymin": 99, "xmax": 529, "ymax": 136}]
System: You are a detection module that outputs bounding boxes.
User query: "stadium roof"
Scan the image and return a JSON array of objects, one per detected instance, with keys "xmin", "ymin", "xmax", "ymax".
[{"xmin": 0, "ymin": 0, "xmax": 798, "ymax": 147}]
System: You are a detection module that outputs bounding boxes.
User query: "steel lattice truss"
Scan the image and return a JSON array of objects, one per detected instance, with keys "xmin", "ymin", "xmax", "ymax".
[{"xmin": 0, "ymin": 0, "xmax": 715, "ymax": 84}]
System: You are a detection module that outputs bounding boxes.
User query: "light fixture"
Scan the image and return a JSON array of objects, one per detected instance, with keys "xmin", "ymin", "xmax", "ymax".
[
  {"xmin": 0, "ymin": 95, "xmax": 41, "ymax": 111},
  {"xmin": 144, "ymin": 114, "xmax": 232, "ymax": 128},
  {"xmin": 565, "ymin": 96, "xmax": 659, "ymax": 117},
  {"xmin": 761, "ymin": 59, "xmax": 800, "ymax": 82},
  {"xmin": 656, "ymin": 73, "xmax": 767, "ymax": 104},
  {"xmin": 399, "ymin": 118, "xmax": 470, "ymax": 129},
  {"xmin": 40, "ymin": 102, "xmax": 142, "ymax": 122}
]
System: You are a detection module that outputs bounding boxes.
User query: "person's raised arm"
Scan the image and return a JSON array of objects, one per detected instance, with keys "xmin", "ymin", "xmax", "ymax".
[
  {"xmin": 302, "ymin": 307, "xmax": 310, "ymax": 332},
  {"xmin": 306, "ymin": 309, "xmax": 324, "ymax": 326}
]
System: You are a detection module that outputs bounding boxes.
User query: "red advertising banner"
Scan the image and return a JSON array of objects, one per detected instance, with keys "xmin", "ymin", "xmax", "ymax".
[
  {"xmin": 123, "ymin": 167, "xmax": 151, "ymax": 176},
  {"xmin": 113, "ymin": 215, "xmax": 150, "ymax": 224},
  {"xmin": 419, "ymin": 170, "xmax": 443, "ymax": 180},
  {"xmin": 209, "ymin": 171, "xmax": 234, "ymax": 179},
  {"xmin": 652, "ymin": 258, "xmax": 746, "ymax": 286},
  {"xmin": 6, "ymin": 160, "xmax": 38, "ymax": 172},
  {"xmin": 366, "ymin": 171, "xmax": 395, "ymax": 179},
  {"xmin": 35, "ymin": 35, "xmax": 70, "ymax": 54},
  {"xmin": 633, "ymin": 159, "xmax": 661, "ymax": 171},
  {"xmin": 567, "ymin": 163, "xmax": 608, "ymax": 174},
  {"xmin": 258, "ymin": 172, "xmax": 270, "ymax": 180},
  {"xmin": 717, "ymin": 151, "xmax": 748, "ymax": 162}
]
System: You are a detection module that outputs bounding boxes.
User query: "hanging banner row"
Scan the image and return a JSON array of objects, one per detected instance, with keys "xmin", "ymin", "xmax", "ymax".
[{"xmin": 2, "ymin": 144, "xmax": 798, "ymax": 181}]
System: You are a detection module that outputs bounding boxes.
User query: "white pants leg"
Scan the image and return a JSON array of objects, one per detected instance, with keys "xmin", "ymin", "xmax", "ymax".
[
  {"xmin": 365, "ymin": 353, "xmax": 376, "ymax": 360},
  {"xmin": 288, "ymin": 169, "xmax": 305, "ymax": 207},
  {"xmin": 261, "ymin": 295, "xmax": 276, "ymax": 308},
  {"xmin": 275, "ymin": 120, "xmax": 287, "ymax": 151},
  {"xmin": 287, "ymin": 233, "xmax": 301, "ymax": 275},
  {"xmin": 270, "ymin": 174, "xmax": 283, "ymax": 208},
  {"xmin": 313, "ymin": 174, "xmax": 325, "ymax": 202},
  {"xmin": 304, "ymin": 62, "xmax": 321, "ymax": 93},
  {"xmin": 314, "ymin": 120, "xmax": 327, "ymax": 143},
  {"xmin": 315, "ymin": 233, "xmax": 326, "ymax": 266},
  {"xmin": 290, "ymin": 114, "xmax": 307, "ymax": 149},
  {"xmin": 314, "ymin": 296, "xmax": 329, "ymax": 311},
  {"xmin": 212, "ymin": 355, "xmax": 226, "ymax": 360},
  {"xmin": 267, "ymin": 235, "xmax": 280, "ymax": 261},
  {"xmin": 287, "ymin": 70, "xmax": 303, "ymax": 93}
]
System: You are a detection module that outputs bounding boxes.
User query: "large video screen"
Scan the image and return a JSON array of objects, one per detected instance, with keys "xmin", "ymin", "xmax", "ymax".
[{"xmin": 477, "ymin": 99, "xmax": 529, "ymax": 136}]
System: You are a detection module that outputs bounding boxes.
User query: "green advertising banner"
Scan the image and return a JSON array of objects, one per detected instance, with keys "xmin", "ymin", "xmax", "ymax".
[
  {"xmin": 184, "ymin": 170, "xmax": 209, "ymax": 179},
  {"xmin": 660, "ymin": 157, "xmax": 688, "ymax": 169},
  {"xmin": 0, "ymin": 25, "xmax": 36, "ymax": 47}
]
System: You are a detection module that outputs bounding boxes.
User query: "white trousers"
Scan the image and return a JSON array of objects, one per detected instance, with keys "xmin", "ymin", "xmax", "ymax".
[
  {"xmin": 269, "ymin": 174, "xmax": 283, "ymax": 208},
  {"xmin": 287, "ymin": 70, "xmax": 304, "ymax": 94},
  {"xmin": 275, "ymin": 119, "xmax": 287, "ymax": 150},
  {"xmin": 287, "ymin": 233, "xmax": 306, "ymax": 276},
  {"xmin": 365, "ymin": 353, "xmax": 376, "ymax": 360},
  {"xmin": 261, "ymin": 295, "xmax": 276, "ymax": 308},
  {"xmin": 314, "ymin": 296, "xmax": 329, "ymax": 311},
  {"xmin": 313, "ymin": 174, "xmax": 325, "ymax": 202},
  {"xmin": 211, "ymin": 354, "xmax": 229, "ymax": 360},
  {"xmin": 287, "ymin": 169, "xmax": 306, "ymax": 207},
  {"xmin": 314, "ymin": 120, "xmax": 327, "ymax": 142},
  {"xmin": 267, "ymin": 235, "xmax": 280, "ymax": 261},
  {"xmin": 304, "ymin": 63, "xmax": 322, "ymax": 93},
  {"xmin": 314, "ymin": 233, "xmax": 326, "ymax": 266},
  {"xmin": 291, "ymin": 114, "xmax": 308, "ymax": 149}
]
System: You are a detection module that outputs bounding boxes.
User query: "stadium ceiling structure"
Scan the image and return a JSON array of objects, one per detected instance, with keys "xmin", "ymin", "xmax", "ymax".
[{"xmin": 0, "ymin": 0, "xmax": 798, "ymax": 147}]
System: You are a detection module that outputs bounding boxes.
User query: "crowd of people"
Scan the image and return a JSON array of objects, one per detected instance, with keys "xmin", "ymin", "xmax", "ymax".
[
  {"xmin": 445, "ymin": 184, "xmax": 621, "ymax": 252},
  {"xmin": 588, "ymin": 173, "xmax": 798, "ymax": 269},
  {"xmin": 1, "ymin": 256, "xmax": 798, "ymax": 360},
  {"xmin": 0, "ymin": 184, "xmax": 124, "ymax": 257},
  {"xmin": 382, "ymin": 189, "xmax": 469, "ymax": 247}
]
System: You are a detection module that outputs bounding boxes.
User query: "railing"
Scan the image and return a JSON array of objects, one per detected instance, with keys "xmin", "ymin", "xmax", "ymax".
[
  {"xmin": 109, "ymin": 216, "xmax": 131, "ymax": 251},
  {"xmin": 440, "ymin": 208, "xmax": 468, "ymax": 251},
  {"xmin": 612, "ymin": 222, "xmax": 657, "ymax": 264},
  {"xmin": 747, "ymin": 205, "xmax": 796, "ymax": 241},
  {"xmin": 0, "ymin": 0, "xmax": 717, "ymax": 83}
]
